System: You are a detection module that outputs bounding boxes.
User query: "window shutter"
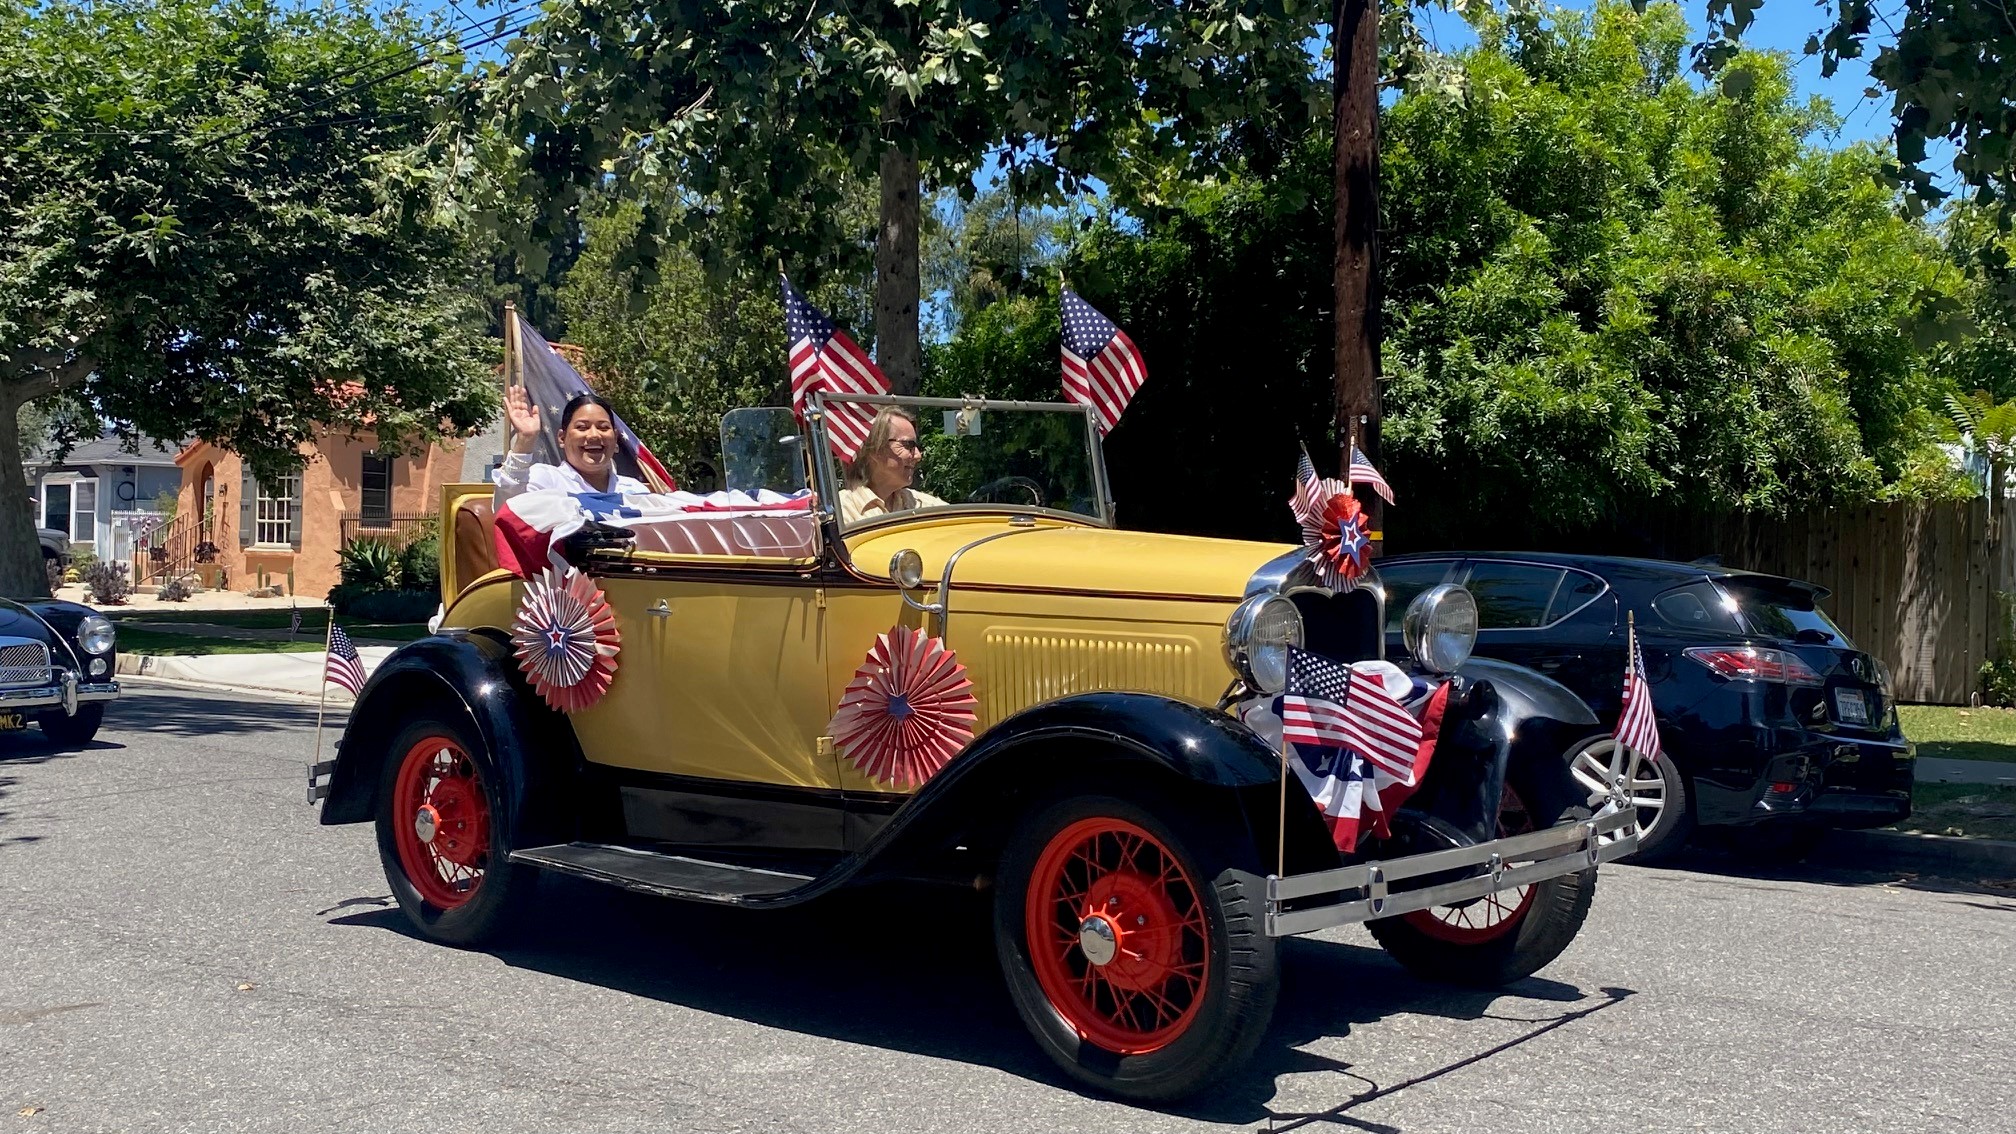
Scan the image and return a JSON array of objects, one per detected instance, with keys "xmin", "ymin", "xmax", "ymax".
[
  {"xmin": 239, "ymin": 465, "xmax": 255, "ymax": 548},
  {"xmin": 288, "ymin": 480, "xmax": 303, "ymax": 550}
]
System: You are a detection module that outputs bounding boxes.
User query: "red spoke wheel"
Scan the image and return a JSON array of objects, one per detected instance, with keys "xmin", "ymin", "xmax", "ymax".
[
  {"xmin": 390, "ymin": 736, "xmax": 492, "ymax": 910},
  {"xmin": 1024, "ymin": 817, "xmax": 1210, "ymax": 1054},
  {"xmin": 995, "ymin": 791, "xmax": 1277, "ymax": 1103},
  {"xmin": 374, "ymin": 711, "xmax": 532, "ymax": 947},
  {"xmin": 1368, "ymin": 783, "xmax": 1597, "ymax": 988}
]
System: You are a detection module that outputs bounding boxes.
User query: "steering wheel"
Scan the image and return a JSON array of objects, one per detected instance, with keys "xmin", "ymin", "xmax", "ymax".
[{"xmin": 965, "ymin": 476, "xmax": 1047, "ymax": 508}]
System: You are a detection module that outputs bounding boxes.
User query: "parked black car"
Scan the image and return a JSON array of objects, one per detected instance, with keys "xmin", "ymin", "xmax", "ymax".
[
  {"xmin": 0, "ymin": 595, "xmax": 119, "ymax": 746},
  {"xmin": 1378, "ymin": 553, "xmax": 1912, "ymax": 861}
]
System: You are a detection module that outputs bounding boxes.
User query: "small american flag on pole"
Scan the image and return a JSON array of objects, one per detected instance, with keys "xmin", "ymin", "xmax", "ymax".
[
  {"xmin": 781, "ymin": 274, "xmax": 888, "ymax": 462},
  {"xmin": 1279, "ymin": 649, "xmax": 1440, "ymax": 851},
  {"xmin": 324, "ymin": 626, "xmax": 366, "ymax": 696},
  {"xmin": 1614, "ymin": 621, "xmax": 1662, "ymax": 762},
  {"xmin": 1349, "ymin": 445, "xmax": 1395, "ymax": 505},
  {"xmin": 1060, "ymin": 289, "xmax": 1147, "ymax": 435}
]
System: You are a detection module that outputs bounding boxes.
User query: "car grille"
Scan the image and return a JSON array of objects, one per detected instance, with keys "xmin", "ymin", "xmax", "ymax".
[{"xmin": 0, "ymin": 640, "xmax": 53, "ymax": 688}]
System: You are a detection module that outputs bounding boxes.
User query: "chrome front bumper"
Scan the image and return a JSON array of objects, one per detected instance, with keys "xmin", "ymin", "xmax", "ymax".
[
  {"xmin": 0, "ymin": 673, "xmax": 120, "ymax": 715},
  {"xmin": 1265, "ymin": 806, "xmax": 1639, "ymax": 937}
]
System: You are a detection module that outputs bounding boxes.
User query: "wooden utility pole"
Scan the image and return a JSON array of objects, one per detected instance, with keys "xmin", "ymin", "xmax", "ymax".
[{"xmin": 1333, "ymin": 0, "xmax": 1382, "ymax": 550}]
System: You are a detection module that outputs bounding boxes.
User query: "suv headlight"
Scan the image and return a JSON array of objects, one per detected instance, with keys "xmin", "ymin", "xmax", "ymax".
[
  {"xmin": 78, "ymin": 614, "xmax": 115, "ymax": 655},
  {"xmin": 1224, "ymin": 594, "xmax": 1303, "ymax": 694},
  {"xmin": 1402, "ymin": 584, "xmax": 1477, "ymax": 674}
]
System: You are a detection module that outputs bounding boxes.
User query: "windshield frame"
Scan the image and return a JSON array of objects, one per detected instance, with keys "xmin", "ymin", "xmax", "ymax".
[{"xmin": 805, "ymin": 391, "xmax": 1117, "ymax": 531}]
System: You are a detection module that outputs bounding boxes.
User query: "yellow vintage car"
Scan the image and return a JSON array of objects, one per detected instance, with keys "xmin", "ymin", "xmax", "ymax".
[{"xmin": 313, "ymin": 393, "xmax": 1636, "ymax": 1101}]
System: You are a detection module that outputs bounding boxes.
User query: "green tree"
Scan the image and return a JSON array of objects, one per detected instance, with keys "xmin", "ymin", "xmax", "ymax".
[
  {"xmin": 0, "ymin": 0, "xmax": 495, "ymax": 595},
  {"xmin": 1699, "ymin": 0, "xmax": 2016, "ymax": 216},
  {"xmin": 475, "ymin": 0, "xmax": 1327, "ymax": 395}
]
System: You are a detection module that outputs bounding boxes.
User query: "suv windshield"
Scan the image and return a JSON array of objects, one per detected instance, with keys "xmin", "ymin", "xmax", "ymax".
[{"xmin": 812, "ymin": 394, "xmax": 1109, "ymax": 529}]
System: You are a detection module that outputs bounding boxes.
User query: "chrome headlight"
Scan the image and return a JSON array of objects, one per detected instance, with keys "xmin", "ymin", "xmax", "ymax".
[
  {"xmin": 1402, "ymin": 584, "xmax": 1476, "ymax": 674},
  {"xmin": 1223, "ymin": 594, "xmax": 1304, "ymax": 694},
  {"xmin": 78, "ymin": 614, "xmax": 115, "ymax": 655}
]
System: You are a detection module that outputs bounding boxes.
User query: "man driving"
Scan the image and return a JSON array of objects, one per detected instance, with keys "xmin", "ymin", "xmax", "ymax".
[{"xmin": 839, "ymin": 406, "xmax": 947, "ymax": 524}]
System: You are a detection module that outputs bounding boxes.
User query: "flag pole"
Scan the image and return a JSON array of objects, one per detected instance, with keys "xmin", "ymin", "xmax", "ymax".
[
  {"xmin": 1621, "ymin": 609, "xmax": 1645, "ymax": 828},
  {"xmin": 503, "ymin": 300, "xmax": 522, "ymax": 389},
  {"xmin": 1277, "ymin": 732, "xmax": 1290, "ymax": 880},
  {"xmin": 310, "ymin": 603, "xmax": 334, "ymax": 776}
]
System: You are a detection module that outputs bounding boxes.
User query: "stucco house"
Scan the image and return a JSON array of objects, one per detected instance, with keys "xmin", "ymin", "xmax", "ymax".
[
  {"xmin": 28, "ymin": 433, "xmax": 186, "ymax": 565},
  {"xmin": 155, "ymin": 429, "xmax": 472, "ymax": 600}
]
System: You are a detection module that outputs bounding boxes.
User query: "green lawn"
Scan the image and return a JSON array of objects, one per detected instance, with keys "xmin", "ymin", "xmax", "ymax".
[
  {"xmin": 108, "ymin": 608, "xmax": 346, "ymax": 630},
  {"xmin": 116, "ymin": 628, "xmax": 328, "ymax": 656},
  {"xmin": 1896, "ymin": 782, "xmax": 2016, "ymax": 841},
  {"xmin": 1897, "ymin": 705, "xmax": 2016, "ymax": 764}
]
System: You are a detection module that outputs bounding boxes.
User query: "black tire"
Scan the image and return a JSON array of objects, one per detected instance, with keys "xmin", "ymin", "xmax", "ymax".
[
  {"xmin": 39, "ymin": 704, "xmax": 103, "ymax": 748},
  {"xmin": 1366, "ymin": 803, "xmax": 1597, "ymax": 988},
  {"xmin": 1722, "ymin": 821, "xmax": 1827, "ymax": 863},
  {"xmin": 1565, "ymin": 733, "xmax": 1693, "ymax": 864},
  {"xmin": 374, "ymin": 708, "xmax": 534, "ymax": 948},
  {"xmin": 994, "ymin": 790, "xmax": 1278, "ymax": 1102}
]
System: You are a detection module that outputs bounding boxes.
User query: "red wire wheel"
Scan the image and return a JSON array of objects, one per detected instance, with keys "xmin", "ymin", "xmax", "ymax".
[
  {"xmin": 1402, "ymin": 785, "xmax": 1536, "ymax": 944},
  {"xmin": 389, "ymin": 734, "xmax": 492, "ymax": 911},
  {"xmin": 1023, "ymin": 817, "xmax": 1211, "ymax": 1055}
]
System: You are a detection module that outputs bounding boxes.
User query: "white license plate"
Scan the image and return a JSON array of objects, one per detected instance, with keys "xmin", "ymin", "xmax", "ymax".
[{"xmin": 1835, "ymin": 689, "xmax": 1869, "ymax": 725}]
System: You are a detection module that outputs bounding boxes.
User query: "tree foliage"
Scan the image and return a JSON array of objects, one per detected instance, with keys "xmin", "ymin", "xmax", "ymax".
[{"xmin": 0, "ymin": 0, "xmax": 495, "ymax": 593}]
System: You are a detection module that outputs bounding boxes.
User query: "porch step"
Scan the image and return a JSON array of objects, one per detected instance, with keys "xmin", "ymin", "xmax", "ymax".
[{"xmin": 510, "ymin": 842, "xmax": 817, "ymax": 904}]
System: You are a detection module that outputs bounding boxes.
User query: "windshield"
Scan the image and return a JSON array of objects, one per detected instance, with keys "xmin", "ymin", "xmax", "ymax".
[{"xmin": 812, "ymin": 394, "xmax": 1109, "ymax": 529}]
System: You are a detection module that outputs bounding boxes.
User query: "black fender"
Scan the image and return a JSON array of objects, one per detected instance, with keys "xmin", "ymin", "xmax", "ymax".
[
  {"xmin": 319, "ymin": 631, "xmax": 581, "ymax": 850},
  {"xmin": 1402, "ymin": 657, "xmax": 1600, "ymax": 846},
  {"xmin": 849, "ymin": 691, "xmax": 1344, "ymax": 885}
]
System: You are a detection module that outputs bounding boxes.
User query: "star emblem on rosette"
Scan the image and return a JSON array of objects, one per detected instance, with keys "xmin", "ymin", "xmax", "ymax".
[
  {"xmin": 1291, "ymin": 452, "xmax": 1371, "ymax": 590},
  {"xmin": 510, "ymin": 566, "xmax": 622, "ymax": 713},
  {"xmin": 829, "ymin": 625, "xmax": 978, "ymax": 790}
]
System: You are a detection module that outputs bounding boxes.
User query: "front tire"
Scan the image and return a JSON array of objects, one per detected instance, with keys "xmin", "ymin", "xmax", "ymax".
[
  {"xmin": 994, "ymin": 791, "xmax": 1277, "ymax": 1102},
  {"xmin": 1367, "ymin": 790, "xmax": 1595, "ymax": 987},
  {"xmin": 39, "ymin": 704, "xmax": 104, "ymax": 748},
  {"xmin": 374, "ymin": 710, "xmax": 533, "ymax": 947}
]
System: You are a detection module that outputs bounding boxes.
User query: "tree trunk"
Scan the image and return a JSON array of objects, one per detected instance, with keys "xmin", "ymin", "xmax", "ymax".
[
  {"xmin": 0, "ymin": 393, "xmax": 50, "ymax": 598},
  {"xmin": 875, "ymin": 142, "xmax": 923, "ymax": 395},
  {"xmin": 1333, "ymin": 0, "xmax": 1382, "ymax": 550}
]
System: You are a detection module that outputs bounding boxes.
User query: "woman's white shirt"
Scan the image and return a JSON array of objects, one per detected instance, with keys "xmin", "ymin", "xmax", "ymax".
[{"xmin": 492, "ymin": 450, "xmax": 648, "ymax": 506}]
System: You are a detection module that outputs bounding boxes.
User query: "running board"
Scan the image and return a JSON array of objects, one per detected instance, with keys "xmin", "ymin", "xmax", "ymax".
[{"xmin": 511, "ymin": 842, "xmax": 817, "ymax": 904}]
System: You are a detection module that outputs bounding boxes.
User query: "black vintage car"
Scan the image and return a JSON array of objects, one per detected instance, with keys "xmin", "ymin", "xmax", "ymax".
[
  {"xmin": 1379, "ymin": 553, "xmax": 1911, "ymax": 861},
  {"xmin": 0, "ymin": 595, "xmax": 119, "ymax": 746}
]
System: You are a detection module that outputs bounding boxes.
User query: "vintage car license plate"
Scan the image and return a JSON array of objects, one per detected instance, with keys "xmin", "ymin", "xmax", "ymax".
[
  {"xmin": 0, "ymin": 711, "xmax": 26, "ymax": 731},
  {"xmin": 1835, "ymin": 689, "xmax": 1869, "ymax": 725}
]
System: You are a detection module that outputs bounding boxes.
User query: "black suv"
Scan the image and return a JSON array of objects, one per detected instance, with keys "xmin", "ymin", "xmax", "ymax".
[{"xmin": 1379, "ymin": 553, "xmax": 1912, "ymax": 861}]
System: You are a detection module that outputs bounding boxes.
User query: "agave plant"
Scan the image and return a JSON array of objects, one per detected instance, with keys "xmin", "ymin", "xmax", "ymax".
[{"xmin": 337, "ymin": 538, "xmax": 401, "ymax": 591}]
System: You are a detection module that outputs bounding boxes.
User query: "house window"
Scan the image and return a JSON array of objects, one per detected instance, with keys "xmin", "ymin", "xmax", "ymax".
[
  {"xmin": 255, "ymin": 472, "xmax": 300, "ymax": 547},
  {"xmin": 42, "ymin": 483, "xmax": 70, "ymax": 537},
  {"xmin": 360, "ymin": 451, "xmax": 393, "ymax": 528},
  {"xmin": 39, "ymin": 478, "xmax": 96, "ymax": 542}
]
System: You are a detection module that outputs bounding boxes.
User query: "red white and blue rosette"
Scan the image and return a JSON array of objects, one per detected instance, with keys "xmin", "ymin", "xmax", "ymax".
[
  {"xmin": 829, "ymin": 626, "xmax": 978, "ymax": 790},
  {"xmin": 1291, "ymin": 467, "xmax": 1371, "ymax": 590},
  {"xmin": 510, "ymin": 566, "xmax": 621, "ymax": 713}
]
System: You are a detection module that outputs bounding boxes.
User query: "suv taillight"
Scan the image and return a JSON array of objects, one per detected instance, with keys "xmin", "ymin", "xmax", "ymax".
[{"xmin": 1683, "ymin": 646, "xmax": 1823, "ymax": 686}]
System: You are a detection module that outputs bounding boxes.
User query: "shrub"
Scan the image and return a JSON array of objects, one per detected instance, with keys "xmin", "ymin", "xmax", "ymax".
[
  {"xmin": 337, "ymin": 538, "xmax": 400, "ymax": 591},
  {"xmin": 83, "ymin": 560, "xmax": 130, "ymax": 606},
  {"xmin": 44, "ymin": 557, "xmax": 63, "ymax": 595},
  {"xmin": 158, "ymin": 576, "xmax": 195, "ymax": 603},
  {"xmin": 398, "ymin": 535, "xmax": 440, "ymax": 592}
]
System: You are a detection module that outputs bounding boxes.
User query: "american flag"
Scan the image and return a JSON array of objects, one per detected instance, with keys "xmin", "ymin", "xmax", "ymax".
[
  {"xmin": 1349, "ymin": 445, "xmax": 1394, "ymax": 505},
  {"xmin": 513, "ymin": 312, "xmax": 675, "ymax": 492},
  {"xmin": 780, "ymin": 274, "xmax": 888, "ymax": 461},
  {"xmin": 1060, "ymin": 289, "xmax": 1147, "ymax": 435},
  {"xmin": 1615, "ymin": 623, "xmax": 1662, "ymax": 762},
  {"xmin": 324, "ymin": 625, "xmax": 366, "ymax": 696},
  {"xmin": 1278, "ymin": 649, "xmax": 1441, "ymax": 853}
]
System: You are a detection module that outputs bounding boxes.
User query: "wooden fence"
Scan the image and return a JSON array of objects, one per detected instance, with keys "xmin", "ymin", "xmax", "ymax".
[{"xmin": 1615, "ymin": 500, "xmax": 2009, "ymax": 705}]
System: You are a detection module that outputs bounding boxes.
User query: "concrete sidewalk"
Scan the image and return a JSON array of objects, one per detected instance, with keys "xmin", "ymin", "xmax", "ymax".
[
  {"xmin": 1916, "ymin": 756, "xmax": 2016, "ymax": 787},
  {"xmin": 117, "ymin": 647, "xmax": 393, "ymax": 700}
]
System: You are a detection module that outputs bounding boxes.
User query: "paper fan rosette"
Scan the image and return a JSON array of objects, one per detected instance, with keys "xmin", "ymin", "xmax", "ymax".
[
  {"xmin": 1291, "ymin": 469, "xmax": 1371, "ymax": 590},
  {"xmin": 829, "ymin": 626, "xmax": 978, "ymax": 790},
  {"xmin": 511, "ymin": 566, "xmax": 621, "ymax": 713}
]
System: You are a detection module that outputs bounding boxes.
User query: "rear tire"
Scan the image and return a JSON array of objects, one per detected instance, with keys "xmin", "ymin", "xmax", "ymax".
[
  {"xmin": 994, "ymin": 791, "xmax": 1277, "ymax": 1102},
  {"xmin": 1367, "ymin": 792, "xmax": 1595, "ymax": 988},
  {"xmin": 375, "ymin": 709, "xmax": 533, "ymax": 947},
  {"xmin": 39, "ymin": 704, "xmax": 104, "ymax": 748},
  {"xmin": 1567, "ymin": 733, "xmax": 1692, "ymax": 863}
]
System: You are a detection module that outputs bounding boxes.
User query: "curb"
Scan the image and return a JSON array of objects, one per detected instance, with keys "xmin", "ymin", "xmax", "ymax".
[
  {"xmin": 1827, "ymin": 829, "xmax": 2016, "ymax": 878},
  {"xmin": 116, "ymin": 654, "xmax": 356, "ymax": 706}
]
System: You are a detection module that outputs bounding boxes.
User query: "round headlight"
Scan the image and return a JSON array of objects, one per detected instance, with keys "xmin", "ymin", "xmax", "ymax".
[
  {"xmin": 1224, "ymin": 594, "xmax": 1304, "ymax": 694},
  {"xmin": 78, "ymin": 614, "xmax": 115, "ymax": 655},
  {"xmin": 889, "ymin": 549, "xmax": 925, "ymax": 590},
  {"xmin": 1402, "ymin": 584, "xmax": 1477, "ymax": 674}
]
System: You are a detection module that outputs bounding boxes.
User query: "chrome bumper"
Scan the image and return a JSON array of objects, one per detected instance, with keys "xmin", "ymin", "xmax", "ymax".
[
  {"xmin": 0, "ymin": 673, "xmax": 119, "ymax": 715},
  {"xmin": 1265, "ymin": 806, "xmax": 1639, "ymax": 937}
]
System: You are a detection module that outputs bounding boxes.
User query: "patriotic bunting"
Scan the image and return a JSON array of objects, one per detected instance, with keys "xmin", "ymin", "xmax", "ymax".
[
  {"xmin": 1291, "ymin": 451, "xmax": 1371, "ymax": 591},
  {"xmin": 829, "ymin": 626, "xmax": 978, "ymax": 790},
  {"xmin": 1279, "ymin": 649, "xmax": 1450, "ymax": 852},
  {"xmin": 781, "ymin": 274, "xmax": 889, "ymax": 462},
  {"xmin": 510, "ymin": 566, "xmax": 622, "ymax": 713}
]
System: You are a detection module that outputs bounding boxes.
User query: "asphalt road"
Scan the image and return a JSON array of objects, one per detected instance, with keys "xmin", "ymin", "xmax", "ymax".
[{"xmin": 4, "ymin": 685, "xmax": 2013, "ymax": 1134}]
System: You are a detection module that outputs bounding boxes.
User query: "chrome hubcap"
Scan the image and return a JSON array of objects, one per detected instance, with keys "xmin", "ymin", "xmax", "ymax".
[
  {"xmin": 1078, "ymin": 915, "xmax": 1119, "ymax": 966},
  {"xmin": 414, "ymin": 804, "xmax": 440, "ymax": 844},
  {"xmin": 1572, "ymin": 738, "xmax": 1665, "ymax": 844}
]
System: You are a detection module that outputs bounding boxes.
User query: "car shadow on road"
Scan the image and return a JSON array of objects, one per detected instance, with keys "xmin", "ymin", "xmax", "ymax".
[
  {"xmin": 1639, "ymin": 846, "xmax": 2016, "ymax": 901},
  {"xmin": 332, "ymin": 875, "xmax": 1629, "ymax": 1122},
  {"xmin": 102, "ymin": 688, "xmax": 341, "ymax": 740}
]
